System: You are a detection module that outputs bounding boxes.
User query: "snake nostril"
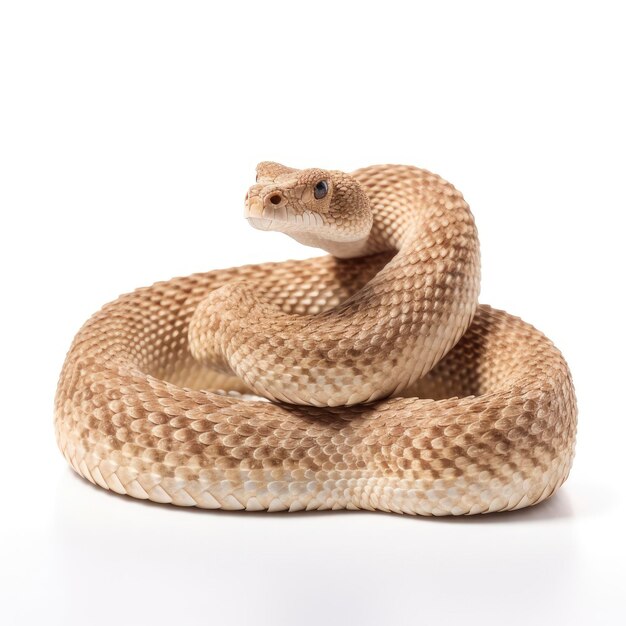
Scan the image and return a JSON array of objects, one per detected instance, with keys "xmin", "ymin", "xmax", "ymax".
[{"xmin": 269, "ymin": 193, "xmax": 282, "ymax": 205}]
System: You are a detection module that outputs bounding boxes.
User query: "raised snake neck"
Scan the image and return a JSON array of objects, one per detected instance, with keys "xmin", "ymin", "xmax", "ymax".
[{"xmin": 188, "ymin": 164, "xmax": 480, "ymax": 407}]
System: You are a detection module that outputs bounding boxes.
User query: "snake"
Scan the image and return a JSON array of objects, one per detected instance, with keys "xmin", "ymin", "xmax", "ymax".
[{"xmin": 55, "ymin": 163, "xmax": 577, "ymax": 515}]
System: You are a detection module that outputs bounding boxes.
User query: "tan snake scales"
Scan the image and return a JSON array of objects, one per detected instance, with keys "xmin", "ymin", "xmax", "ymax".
[{"xmin": 55, "ymin": 163, "xmax": 576, "ymax": 515}]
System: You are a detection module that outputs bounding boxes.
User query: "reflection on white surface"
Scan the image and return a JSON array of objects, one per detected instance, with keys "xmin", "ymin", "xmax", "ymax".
[{"xmin": 4, "ymin": 469, "xmax": 602, "ymax": 625}]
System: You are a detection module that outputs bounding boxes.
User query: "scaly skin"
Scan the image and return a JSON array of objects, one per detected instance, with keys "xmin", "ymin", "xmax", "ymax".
[
  {"xmin": 189, "ymin": 164, "xmax": 480, "ymax": 406},
  {"xmin": 54, "ymin": 164, "xmax": 576, "ymax": 515}
]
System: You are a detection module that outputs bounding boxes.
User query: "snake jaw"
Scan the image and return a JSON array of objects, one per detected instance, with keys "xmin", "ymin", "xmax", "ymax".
[
  {"xmin": 245, "ymin": 197, "xmax": 369, "ymax": 256},
  {"xmin": 245, "ymin": 194, "xmax": 276, "ymax": 231},
  {"xmin": 244, "ymin": 194, "xmax": 264, "ymax": 218},
  {"xmin": 245, "ymin": 194, "xmax": 296, "ymax": 233}
]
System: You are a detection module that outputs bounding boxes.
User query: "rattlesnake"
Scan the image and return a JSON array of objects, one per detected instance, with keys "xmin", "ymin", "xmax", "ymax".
[{"xmin": 55, "ymin": 163, "xmax": 576, "ymax": 515}]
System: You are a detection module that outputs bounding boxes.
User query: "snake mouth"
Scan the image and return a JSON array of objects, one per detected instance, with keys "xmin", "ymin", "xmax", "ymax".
[{"xmin": 244, "ymin": 195, "xmax": 324, "ymax": 233}]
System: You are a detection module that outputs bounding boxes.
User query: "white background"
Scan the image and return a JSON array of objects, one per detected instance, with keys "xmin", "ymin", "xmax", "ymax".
[{"xmin": 1, "ymin": 1, "xmax": 625, "ymax": 624}]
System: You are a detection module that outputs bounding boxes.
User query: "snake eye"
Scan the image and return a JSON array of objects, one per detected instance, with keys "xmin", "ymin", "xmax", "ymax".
[{"xmin": 314, "ymin": 180, "xmax": 328, "ymax": 200}]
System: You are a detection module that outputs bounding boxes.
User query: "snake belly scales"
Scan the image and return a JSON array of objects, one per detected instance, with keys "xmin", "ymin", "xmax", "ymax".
[{"xmin": 54, "ymin": 163, "xmax": 576, "ymax": 516}]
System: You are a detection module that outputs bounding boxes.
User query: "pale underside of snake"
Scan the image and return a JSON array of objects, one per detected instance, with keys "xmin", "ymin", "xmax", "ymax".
[{"xmin": 55, "ymin": 163, "xmax": 576, "ymax": 516}]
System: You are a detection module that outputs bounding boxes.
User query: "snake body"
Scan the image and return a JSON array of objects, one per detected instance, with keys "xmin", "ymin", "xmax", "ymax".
[{"xmin": 55, "ymin": 164, "xmax": 576, "ymax": 515}]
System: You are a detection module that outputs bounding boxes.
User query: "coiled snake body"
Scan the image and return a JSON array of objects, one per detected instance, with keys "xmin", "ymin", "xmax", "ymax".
[{"xmin": 55, "ymin": 163, "xmax": 576, "ymax": 515}]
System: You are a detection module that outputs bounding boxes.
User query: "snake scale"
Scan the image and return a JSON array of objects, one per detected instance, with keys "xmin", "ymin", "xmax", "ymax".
[{"xmin": 55, "ymin": 163, "xmax": 576, "ymax": 515}]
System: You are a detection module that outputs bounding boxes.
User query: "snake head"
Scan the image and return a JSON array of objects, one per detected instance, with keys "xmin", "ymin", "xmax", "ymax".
[{"xmin": 244, "ymin": 162, "xmax": 373, "ymax": 258}]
